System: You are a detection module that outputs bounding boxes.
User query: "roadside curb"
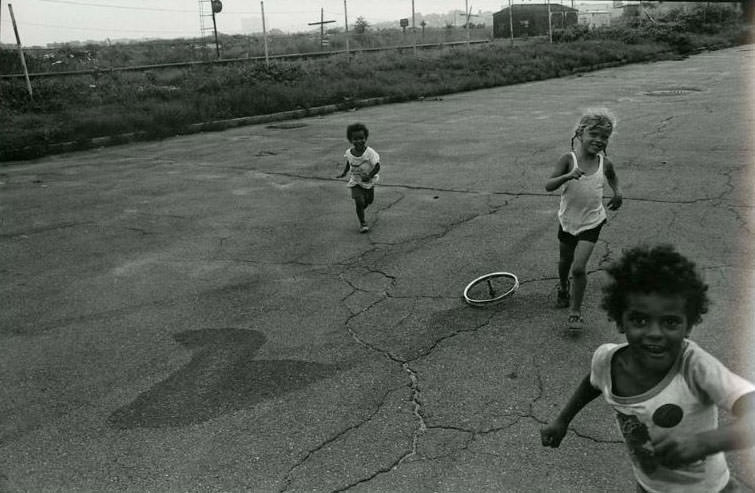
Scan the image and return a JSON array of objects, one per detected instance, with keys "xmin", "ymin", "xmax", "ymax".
[{"xmin": 0, "ymin": 97, "xmax": 397, "ymax": 163}]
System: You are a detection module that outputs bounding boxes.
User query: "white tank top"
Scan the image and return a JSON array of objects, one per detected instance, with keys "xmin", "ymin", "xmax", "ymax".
[{"xmin": 558, "ymin": 152, "xmax": 606, "ymax": 235}]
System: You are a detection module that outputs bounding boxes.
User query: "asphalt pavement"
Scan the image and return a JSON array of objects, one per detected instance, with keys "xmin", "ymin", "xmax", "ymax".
[{"xmin": 1, "ymin": 45, "xmax": 754, "ymax": 492}]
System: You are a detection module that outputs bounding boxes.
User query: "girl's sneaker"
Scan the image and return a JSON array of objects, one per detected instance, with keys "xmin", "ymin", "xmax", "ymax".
[
  {"xmin": 556, "ymin": 283, "xmax": 570, "ymax": 308},
  {"xmin": 359, "ymin": 224, "xmax": 370, "ymax": 233}
]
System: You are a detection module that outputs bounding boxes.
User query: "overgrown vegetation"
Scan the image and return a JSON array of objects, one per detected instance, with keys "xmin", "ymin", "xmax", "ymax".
[{"xmin": 1, "ymin": 4, "xmax": 750, "ymax": 161}]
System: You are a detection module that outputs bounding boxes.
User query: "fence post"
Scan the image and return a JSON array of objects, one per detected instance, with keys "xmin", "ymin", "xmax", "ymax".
[{"xmin": 261, "ymin": 1, "xmax": 269, "ymax": 67}]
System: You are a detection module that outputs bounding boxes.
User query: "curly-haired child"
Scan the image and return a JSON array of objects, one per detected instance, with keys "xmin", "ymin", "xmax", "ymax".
[
  {"xmin": 541, "ymin": 244, "xmax": 755, "ymax": 492},
  {"xmin": 336, "ymin": 122, "xmax": 381, "ymax": 233}
]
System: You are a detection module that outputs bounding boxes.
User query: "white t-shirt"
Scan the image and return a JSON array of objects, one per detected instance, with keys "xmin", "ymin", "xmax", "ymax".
[
  {"xmin": 590, "ymin": 340, "xmax": 755, "ymax": 493},
  {"xmin": 344, "ymin": 146, "xmax": 380, "ymax": 189},
  {"xmin": 558, "ymin": 152, "xmax": 607, "ymax": 235}
]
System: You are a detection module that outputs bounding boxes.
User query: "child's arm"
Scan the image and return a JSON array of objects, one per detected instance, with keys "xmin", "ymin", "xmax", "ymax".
[
  {"xmin": 541, "ymin": 374, "xmax": 602, "ymax": 447},
  {"xmin": 545, "ymin": 154, "xmax": 584, "ymax": 192},
  {"xmin": 603, "ymin": 158, "xmax": 623, "ymax": 210},
  {"xmin": 653, "ymin": 391, "xmax": 755, "ymax": 469},
  {"xmin": 362, "ymin": 162, "xmax": 380, "ymax": 182},
  {"xmin": 336, "ymin": 162, "xmax": 350, "ymax": 178}
]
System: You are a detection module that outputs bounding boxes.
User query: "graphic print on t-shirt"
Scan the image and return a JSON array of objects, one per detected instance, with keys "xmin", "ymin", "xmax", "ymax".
[
  {"xmin": 652, "ymin": 403, "xmax": 684, "ymax": 428},
  {"xmin": 616, "ymin": 411, "xmax": 657, "ymax": 473}
]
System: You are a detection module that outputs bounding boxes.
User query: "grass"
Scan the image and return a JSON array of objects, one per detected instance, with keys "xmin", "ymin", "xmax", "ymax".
[{"xmin": 1, "ymin": 11, "xmax": 750, "ymax": 162}]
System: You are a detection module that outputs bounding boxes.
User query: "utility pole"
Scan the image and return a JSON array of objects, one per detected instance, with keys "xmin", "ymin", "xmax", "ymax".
[
  {"xmin": 547, "ymin": 0, "xmax": 552, "ymax": 43},
  {"xmin": 509, "ymin": 0, "xmax": 514, "ymax": 47},
  {"xmin": 462, "ymin": 1, "xmax": 479, "ymax": 49},
  {"xmin": 465, "ymin": 0, "xmax": 470, "ymax": 48},
  {"xmin": 210, "ymin": 0, "xmax": 220, "ymax": 57},
  {"xmin": 344, "ymin": 0, "xmax": 349, "ymax": 54},
  {"xmin": 308, "ymin": 8, "xmax": 335, "ymax": 50},
  {"xmin": 260, "ymin": 1, "xmax": 269, "ymax": 67},
  {"xmin": 411, "ymin": 0, "xmax": 417, "ymax": 55},
  {"xmin": 8, "ymin": 4, "xmax": 32, "ymax": 99}
]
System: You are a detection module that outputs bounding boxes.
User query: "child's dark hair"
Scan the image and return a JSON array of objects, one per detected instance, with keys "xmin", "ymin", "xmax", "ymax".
[
  {"xmin": 347, "ymin": 122, "xmax": 369, "ymax": 141},
  {"xmin": 600, "ymin": 244, "xmax": 709, "ymax": 326}
]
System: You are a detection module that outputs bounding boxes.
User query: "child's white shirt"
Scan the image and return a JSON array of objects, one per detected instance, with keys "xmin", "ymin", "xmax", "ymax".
[
  {"xmin": 344, "ymin": 146, "xmax": 380, "ymax": 189},
  {"xmin": 590, "ymin": 339, "xmax": 755, "ymax": 493},
  {"xmin": 558, "ymin": 152, "xmax": 606, "ymax": 235}
]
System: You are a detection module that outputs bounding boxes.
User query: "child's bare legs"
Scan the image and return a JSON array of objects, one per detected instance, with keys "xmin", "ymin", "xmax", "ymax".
[
  {"xmin": 558, "ymin": 241, "xmax": 575, "ymax": 291},
  {"xmin": 569, "ymin": 240, "xmax": 597, "ymax": 317},
  {"xmin": 351, "ymin": 186, "xmax": 371, "ymax": 227},
  {"xmin": 354, "ymin": 196, "xmax": 367, "ymax": 225}
]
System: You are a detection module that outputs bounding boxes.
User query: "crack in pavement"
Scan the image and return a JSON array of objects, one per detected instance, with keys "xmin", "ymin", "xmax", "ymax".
[
  {"xmin": 253, "ymin": 159, "xmax": 746, "ymax": 489},
  {"xmin": 317, "ymin": 260, "xmax": 501, "ymax": 490},
  {"xmin": 245, "ymin": 169, "xmax": 742, "ymax": 207},
  {"xmin": 0, "ymin": 221, "xmax": 96, "ymax": 239},
  {"xmin": 366, "ymin": 192, "xmax": 406, "ymax": 238},
  {"xmin": 278, "ymin": 385, "xmax": 406, "ymax": 493}
]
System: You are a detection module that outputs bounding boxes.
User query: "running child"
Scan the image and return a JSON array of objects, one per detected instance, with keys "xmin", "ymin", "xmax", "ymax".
[
  {"xmin": 545, "ymin": 108, "xmax": 623, "ymax": 330},
  {"xmin": 541, "ymin": 244, "xmax": 755, "ymax": 492},
  {"xmin": 336, "ymin": 122, "xmax": 381, "ymax": 233}
]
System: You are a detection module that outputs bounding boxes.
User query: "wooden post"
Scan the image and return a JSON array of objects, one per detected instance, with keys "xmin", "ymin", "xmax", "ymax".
[
  {"xmin": 465, "ymin": 0, "xmax": 470, "ymax": 49},
  {"xmin": 319, "ymin": 8, "xmax": 324, "ymax": 46},
  {"xmin": 509, "ymin": 0, "xmax": 514, "ymax": 46},
  {"xmin": 261, "ymin": 1, "xmax": 269, "ymax": 67},
  {"xmin": 343, "ymin": 0, "xmax": 349, "ymax": 55},
  {"xmin": 307, "ymin": 8, "xmax": 335, "ymax": 50},
  {"xmin": 411, "ymin": 0, "xmax": 417, "ymax": 56},
  {"xmin": 547, "ymin": 0, "xmax": 553, "ymax": 43},
  {"xmin": 211, "ymin": 4, "xmax": 220, "ymax": 58},
  {"xmin": 9, "ymin": 4, "xmax": 32, "ymax": 99}
]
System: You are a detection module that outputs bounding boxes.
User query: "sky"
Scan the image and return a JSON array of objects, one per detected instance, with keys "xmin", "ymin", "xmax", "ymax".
[{"xmin": 0, "ymin": 0, "xmax": 608, "ymax": 46}]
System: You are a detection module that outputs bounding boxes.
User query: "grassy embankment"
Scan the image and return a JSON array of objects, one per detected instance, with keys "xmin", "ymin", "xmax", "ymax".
[{"xmin": 0, "ymin": 6, "xmax": 749, "ymax": 162}]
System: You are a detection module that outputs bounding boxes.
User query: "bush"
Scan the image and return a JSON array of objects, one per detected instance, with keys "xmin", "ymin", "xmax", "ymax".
[{"xmin": 1, "ymin": 9, "xmax": 748, "ymax": 161}]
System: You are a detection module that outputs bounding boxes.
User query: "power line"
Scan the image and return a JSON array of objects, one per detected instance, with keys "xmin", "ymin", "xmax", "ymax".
[
  {"xmin": 37, "ymin": 0, "xmax": 341, "ymax": 17},
  {"xmin": 6, "ymin": 20, "xmax": 192, "ymax": 34},
  {"xmin": 38, "ymin": 0, "xmax": 192, "ymax": 12}
]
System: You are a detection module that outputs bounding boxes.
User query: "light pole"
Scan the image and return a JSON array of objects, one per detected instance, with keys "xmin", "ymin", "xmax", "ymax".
[
  {"xmin": 465, "ymin": 0, "xmax": 470, "ymax": 48},
  {"xmin": 210, "ymin": 0, "xmax": 221, "ymax": 58},
  {"xmin": 412, "ymin": 0, "xmax": 417, "ymax": 55},
  {"xmin": 344, "ymin": 0, "xmax": 350, "ymax": 55},
  {"xmin": 260, "ymin": 1, "xmax": 269, "ymax": 67},
  {"xmin": 509, "ymin": 0, "xmax": 514, "ymax": 46}
]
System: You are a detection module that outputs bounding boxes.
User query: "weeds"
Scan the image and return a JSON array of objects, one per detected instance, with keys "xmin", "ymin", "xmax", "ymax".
[{"xmin": 1, "ymin": 7, "xmax": 749, "ymax": 161}]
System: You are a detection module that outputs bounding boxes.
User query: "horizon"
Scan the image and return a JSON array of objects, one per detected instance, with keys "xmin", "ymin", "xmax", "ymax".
[{"xmin": 0, "ymin": 0, "xmax": 622, "ymax": 48}]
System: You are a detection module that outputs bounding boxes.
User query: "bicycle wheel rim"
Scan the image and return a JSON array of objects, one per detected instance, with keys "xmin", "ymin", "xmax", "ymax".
[{"xmin": 463, "ymin": 272, "xmax": 519, "ymax": 306}]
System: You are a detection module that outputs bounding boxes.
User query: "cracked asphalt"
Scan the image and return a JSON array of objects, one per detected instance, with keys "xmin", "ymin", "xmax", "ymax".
[{"xmin": 1, "ymin": 45, "xmax": 754, "ymax": 492}]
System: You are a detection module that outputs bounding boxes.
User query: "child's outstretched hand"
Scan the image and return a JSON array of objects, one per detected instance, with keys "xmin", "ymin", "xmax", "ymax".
[
  {"xmin": 607, "ymin": 194, "xmax": 623, "ymax": 210},
  {"xmin": 653, "ymin": 433, "xmax": 708, "ymax": 469},
  {"xmin": 541, "ymin": 420, "xmax": 568, "ymax": 448}
]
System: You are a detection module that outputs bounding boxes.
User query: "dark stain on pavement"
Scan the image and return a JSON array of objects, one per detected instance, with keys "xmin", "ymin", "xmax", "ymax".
[{"xmin": 108, "ymin": 328, "xmax": 339, "ymax": 429}]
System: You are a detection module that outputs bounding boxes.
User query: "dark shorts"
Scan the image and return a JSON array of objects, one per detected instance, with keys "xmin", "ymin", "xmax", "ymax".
[
  {"xmin": 350, "ymin": 185, "xmax": 374, "ymax": 204},
  {"xmin": 557, "ymin": 220, "xmax": 606, "ymax": 248}
]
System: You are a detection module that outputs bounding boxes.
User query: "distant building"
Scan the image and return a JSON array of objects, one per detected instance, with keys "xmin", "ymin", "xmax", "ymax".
[
  {"xmin": 493, "ymin": 4, "xmax": 579, "ymax": 38},
  {"xmin": 578, "ymin": 10, "xmax": 612, "ymax": 28}
]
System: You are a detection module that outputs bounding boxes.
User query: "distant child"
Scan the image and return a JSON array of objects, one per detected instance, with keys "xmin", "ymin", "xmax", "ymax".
[
  {"xmin": 545, "ymin": 108, "xmax": 623, "ymax": 330},
  {"xmin": 541, "ymin": 244, "xmax": 755, "ymax": 492},
  {"xmin": 336, "ymin": 122, "xmax": 381, "ymax": 233}
]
